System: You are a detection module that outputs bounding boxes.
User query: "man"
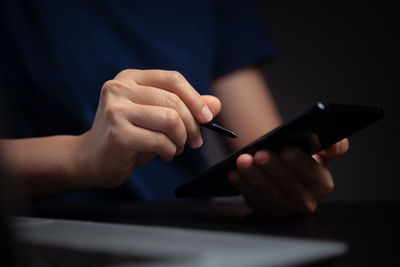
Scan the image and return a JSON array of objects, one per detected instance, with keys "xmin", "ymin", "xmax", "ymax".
[{"xmin": 0, "ymin": 0, "xmax": 348, "ymax": 215}]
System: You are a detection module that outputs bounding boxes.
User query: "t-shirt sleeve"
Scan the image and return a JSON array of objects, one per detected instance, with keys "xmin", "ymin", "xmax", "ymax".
[{"xmin": 212, "ymin": 0, "xmax": 276, "ymax": 78}]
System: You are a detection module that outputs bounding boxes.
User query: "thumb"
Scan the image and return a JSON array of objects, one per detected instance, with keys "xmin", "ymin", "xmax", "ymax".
[
  {"xmin": 314, "ymin": 138, "xmax": 349, "ymax": 167},
  {"xmin": 317, "ymin": 138, "xmax": 349, "ymax": 160},
  {"xmin": 201, "ymin": 95, "xmax": 221, "ymax": 118}
]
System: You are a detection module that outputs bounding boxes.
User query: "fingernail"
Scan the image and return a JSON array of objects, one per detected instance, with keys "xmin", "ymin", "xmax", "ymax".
[
  {"xmin": 192, "ymin": 135, "xmax": 203, "ymax": 149},
  {"xmin": 200, "ymin": 106, "xmax": 213, "ymax": 122}
]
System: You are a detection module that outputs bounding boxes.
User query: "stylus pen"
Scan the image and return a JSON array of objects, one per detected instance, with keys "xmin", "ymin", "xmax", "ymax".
[{"xmin": 201, "ymin": 122, "xmax": 237, "ymax": 138}]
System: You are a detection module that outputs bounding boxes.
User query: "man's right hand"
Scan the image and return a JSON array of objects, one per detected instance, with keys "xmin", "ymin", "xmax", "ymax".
[{"xmin": 78, "ymin": 69, "xmax": 221, "ymax": 189}]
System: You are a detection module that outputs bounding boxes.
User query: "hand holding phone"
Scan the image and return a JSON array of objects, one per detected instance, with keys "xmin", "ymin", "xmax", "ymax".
[{"xmin": 175, "ymin": 102, "xmax": 384, "ymax": 198}]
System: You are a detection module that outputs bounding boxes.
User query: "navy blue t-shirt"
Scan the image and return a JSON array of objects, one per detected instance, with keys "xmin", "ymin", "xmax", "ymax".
[{"xmin": 0, "ymin": 0, "xmax": 275, "ymax": 201}]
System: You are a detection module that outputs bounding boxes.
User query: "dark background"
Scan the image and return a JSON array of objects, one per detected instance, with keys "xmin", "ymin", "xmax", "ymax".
[
  {"xmin": 206, "ymin": 1, "xmax": 399, "ymax": 201},
  {"xmin": 255, "ymin": 1, "xmax": 399, "ymax": 201}
]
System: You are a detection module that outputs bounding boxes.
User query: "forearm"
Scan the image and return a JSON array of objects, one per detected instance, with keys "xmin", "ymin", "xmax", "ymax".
[
  {"xmin": 212, "ymin": 66, "xmax": 282, "ymax": 152},
  {"xmin": 0, "ymin": 135, "xmax": 86, "ymax": 198}
]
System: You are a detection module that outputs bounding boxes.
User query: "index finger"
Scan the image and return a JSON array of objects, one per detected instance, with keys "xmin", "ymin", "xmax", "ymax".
[{"xmin": 115, "ymin": 69, "xmax": 213, "ymax": 123}]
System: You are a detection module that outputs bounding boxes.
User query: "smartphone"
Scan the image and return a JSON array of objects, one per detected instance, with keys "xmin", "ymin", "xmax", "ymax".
[{"xmin": 175, "ymin": 102, "xmax": 384, "ymax": 198}]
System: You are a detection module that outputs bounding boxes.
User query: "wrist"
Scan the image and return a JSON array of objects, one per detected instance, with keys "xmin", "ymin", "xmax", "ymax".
[
  {"xmin": 70, "ymin": 132, "xmax": 95, "ymax": 190},
  {"xmin": 0, "ymin": 135, "xmax": 95, "ymax": 198}
]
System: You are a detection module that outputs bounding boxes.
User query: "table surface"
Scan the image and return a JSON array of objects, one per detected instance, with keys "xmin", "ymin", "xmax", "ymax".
[{"xmin": 31, "ymin": 200, "xmax": 400, "ymax": 266}]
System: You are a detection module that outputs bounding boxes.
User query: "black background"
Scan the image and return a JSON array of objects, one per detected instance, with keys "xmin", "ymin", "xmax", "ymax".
[
  {"xmin": 1, "ymin": 1, "xmax": 399, "ymax": 202},
  {"xmin": 254, "ymin": 1, "xmax": 399, "ymax": 201}
]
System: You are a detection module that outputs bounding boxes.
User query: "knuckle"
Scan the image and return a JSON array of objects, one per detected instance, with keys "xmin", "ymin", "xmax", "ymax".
[
  {"xmin": 101, "ymin": 80, "xmax": 116, "ymax": 97},
  {"xmin": 101, "ymin": 80, "xmax": 127, "ymax": 97},
  {"xmin": 186, "ymin": 120, "xmax": 200, "ymax": 140},
  {"xmin": 164, "ymin": 92, "xmax": 181, "ymax": 107},
  {"xmin": 161, "ymin": 109, "xmax": 186, "ymax": 150},
  {"xmin": 151, "ymin": 133, "xmax": 167, "ymax": 150},
  {"xmin": 104, "ymin": 104, "xmax": 125, "ymax": 123},
  {"xmin": 163, "ymin": 109, "xmax": 181, "ymax": 130},
  {"xmin": 116, "ymin": 69, "xmax": 135, "ymax": 78},
  {"xmin": 165, "ymin": 70, "xmax": 185, "ymax": 85},
  {"xmin": 186, "ymin": 89, "xmax": 202, "ymax": 110}
]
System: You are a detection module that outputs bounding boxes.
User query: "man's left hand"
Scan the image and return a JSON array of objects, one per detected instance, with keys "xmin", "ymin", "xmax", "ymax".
[{"xmin": 228, "ymin": 138, "xmax": 349, "ymax": 215}]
